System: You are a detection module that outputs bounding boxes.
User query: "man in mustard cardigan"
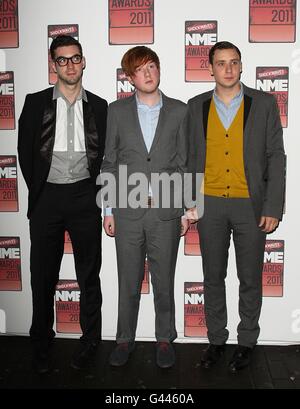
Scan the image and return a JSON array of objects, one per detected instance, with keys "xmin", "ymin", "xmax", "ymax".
[{"xmin": 186, "ymin": 41, "xmax": 285, "ymax": 372}]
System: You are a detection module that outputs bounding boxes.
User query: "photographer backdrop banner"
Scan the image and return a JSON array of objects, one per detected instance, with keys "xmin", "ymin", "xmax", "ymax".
[{"xmin": 0, "ymin": 0, "xmax": 299, "ymax": 345}]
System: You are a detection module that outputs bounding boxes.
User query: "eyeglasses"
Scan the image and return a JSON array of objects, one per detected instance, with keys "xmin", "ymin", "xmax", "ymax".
[{"xmin": 55, "ymin": 54, "xmax": 83, "ymax": 67}]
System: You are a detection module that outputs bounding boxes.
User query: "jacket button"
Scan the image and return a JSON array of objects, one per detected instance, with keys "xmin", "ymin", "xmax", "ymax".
[{"xmin": 147, "ymin": 158, "xmax": 151, "ymax": 162}]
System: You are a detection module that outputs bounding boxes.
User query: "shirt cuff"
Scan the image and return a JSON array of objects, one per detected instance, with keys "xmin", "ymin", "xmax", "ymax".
[{"xmin": 103, "ymin": 207, "xmax": 113, "ymax": 216}]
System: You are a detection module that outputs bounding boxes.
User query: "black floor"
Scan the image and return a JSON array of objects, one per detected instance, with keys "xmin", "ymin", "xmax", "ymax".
[{"xmin": 0, "ymin": 336, "xmax": 300, "ymax": 391}]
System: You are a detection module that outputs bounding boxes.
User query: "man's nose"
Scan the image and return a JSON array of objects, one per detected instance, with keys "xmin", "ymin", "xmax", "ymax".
[
  {"xmin": 66, "ymin": 58, "xmax": 76, "ymax": 67},
  {"xmin": 225, "ymin": 63, "xmax": 232, "ymax": 72}
]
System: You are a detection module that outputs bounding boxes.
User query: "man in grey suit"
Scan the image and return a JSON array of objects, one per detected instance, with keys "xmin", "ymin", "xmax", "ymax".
[
  {"xmin": 101, "ymin": 46, "xmax": 189, "ymax": 368},
  {"xmin": 186, "ymin": 41, "xmax": 285, "ymax": 372}
]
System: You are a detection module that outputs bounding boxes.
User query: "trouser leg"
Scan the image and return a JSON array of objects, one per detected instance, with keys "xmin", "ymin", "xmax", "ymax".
[
  {"xmin": 114, "ymin": 215, "xmax": 146, "ymax": 343},
  {"xmin": 197, "ymin": 196, "xmax": 231, "ymax": 345},
  {"xmin": 66, "ymin": 180, "xmax": 102, "ymax": 344},
  {"xmin": 145, "ymin": 210, "xmax": 181, "ymax": 342},
  {"xmin": 231, "ymin": 199, "xmax": 266, "ymax": 347}
]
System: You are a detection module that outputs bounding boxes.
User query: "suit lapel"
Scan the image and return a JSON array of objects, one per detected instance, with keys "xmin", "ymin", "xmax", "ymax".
[
  {"xmin": 83, "ymin": 99, "xmax": 98, "ymax": 166},
  {"xmin": 149, "ymin": 94, "xmax": 167, "ymax": 154},
  {"xmin": 40, "ymin": 90, "xmax": 57, "ymax": 163},
  {"xmin": 202, "ymin": 97, "xmax": 212, "ymax": 139},
  {"xmin": 129, "ymin": 96, "xmax": 149, "ymax": 155},
  {"xmin": 243, "ymin": 94, "xmax": 252, "ymax": 129},
  {"xmin": 243, "ymin": 87, "xmax": 255, "ymax": 156}
]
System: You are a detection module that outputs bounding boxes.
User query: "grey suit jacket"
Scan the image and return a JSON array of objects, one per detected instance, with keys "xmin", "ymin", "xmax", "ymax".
[
  {"xmin": 101, "ymin": 92, "xmax": 188, "ymax": 220},
  {"xmin": 186, "ymin": 83, "xmax": 286, "ymax": 223}
]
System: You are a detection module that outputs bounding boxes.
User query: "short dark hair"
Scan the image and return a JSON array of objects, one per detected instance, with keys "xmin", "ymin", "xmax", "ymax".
[
  {"xmin": 50, "ymin": 35, "xmax": 83, "ymax": 60},
  {"xmin": 121, "ymin": 46, "xmax": 160, "ymax": 77},
  {"xmin": 209, "ymin": 41, "xmax": 241, "ymax": 65}
]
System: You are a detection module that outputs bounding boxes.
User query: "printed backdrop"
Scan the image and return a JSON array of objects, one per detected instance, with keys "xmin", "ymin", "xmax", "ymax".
[{"xmin": 0, "ymin": 0, "xmax": 299, "ymax": 345}]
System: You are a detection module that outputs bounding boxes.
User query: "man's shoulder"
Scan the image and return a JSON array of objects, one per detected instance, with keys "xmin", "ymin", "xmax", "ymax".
[
  {"xmin": 187, "ymin": 90, "xmax": 213, "ymax": 106},
  {"xmin": 85, "ymin": 90, "xmax": 108, "ymax": 107},
  {"xmin": 162, "ymin": 93, "xmax": 187, "ymax": 111},
  {"xmin": 25, "ymin": 87, "xmax": 53, "ymax": 100},
  {"xmin": 109, "ymin": 95, "xmax": 134, "ymax": 110},
  {"xmin": 243, "ymin": 84, "xmax": 275, "ymax": 103}
]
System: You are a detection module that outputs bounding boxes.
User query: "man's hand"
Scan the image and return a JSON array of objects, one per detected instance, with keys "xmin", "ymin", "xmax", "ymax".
[
  {"xmin": 259, "ymin": 216, "xmax": 279, "ymax": 233},
  {"xmin": 186, "ymin": 207, "xmax": 199, "ymax": 223},
  {"xmin": 181, "ymin": 216, "xmax": 190, "ymax": 236},
  {"xmin": 103, "ymin": 215, "xmax": 115, "ymax": 237}
]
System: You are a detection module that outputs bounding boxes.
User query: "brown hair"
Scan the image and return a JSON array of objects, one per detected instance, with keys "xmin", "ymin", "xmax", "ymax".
[
  {"xmin": 209, "ymin": 41, "xmax": 241, "ymax": 65},
  {"xmin": 121, "ymin": 46, "xmax": 160, "ymax": 77}
]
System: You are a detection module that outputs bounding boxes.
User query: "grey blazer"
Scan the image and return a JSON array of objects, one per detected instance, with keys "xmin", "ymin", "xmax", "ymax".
[
  {"xmin": 186, "ymin": 83, "xmax": 286, "ymax": 223},
  {"xmin": 101, "ymin": 92, "xmax": 188, "ymax": 220}
]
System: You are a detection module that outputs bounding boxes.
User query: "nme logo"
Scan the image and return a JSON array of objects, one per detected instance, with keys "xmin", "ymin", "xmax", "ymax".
[
  {"xmin": 0, "ymin": 166, "xmax": 16, "ymax": 178},
  {"xmin": 185, "ymin": 33, "xmax": 217, "ymax": 46},
  {"xmin": 256, "ymin": 79, "xmax": 288, "ymax": 92},
  {"xmin": 0, "ymin": 82, "xmax": 13, "ymax": 95},
  {"xmin": 184, "ymin": 293, "xmax": 204, "ymax": 305},
  {"xmin": 55, "ymin": 290, "xmax": 80, "ymax": 302},
  {"xmin": 117, "ymin": 79, "xmax": 134, "ymax": 93},
  {"xmin": 0, "ymin": 247, "xmax": 20, "ymax": 258},
  {"xmin": 264, "ymin": 251, "xmax": 284, "ymax": 263}
]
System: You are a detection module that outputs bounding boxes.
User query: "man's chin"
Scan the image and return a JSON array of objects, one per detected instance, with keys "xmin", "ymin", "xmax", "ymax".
[{"xmin": 63, "ymin": 77, "xmax": 81, "ymax": 85}]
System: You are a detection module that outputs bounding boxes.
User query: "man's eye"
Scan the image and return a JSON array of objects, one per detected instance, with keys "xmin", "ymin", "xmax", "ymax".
[{"xmin": 58, "ymin": 58, "xmax": 66, "ymax": 64}]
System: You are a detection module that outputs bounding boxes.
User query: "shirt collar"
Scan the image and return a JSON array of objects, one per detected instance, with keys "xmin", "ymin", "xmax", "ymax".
[
  {"xmin": 53, "ymin": 84, "xmax": 87, "ymax": 103},
  {"xmin": 213, "ymin": 82, "xmax": 244, "ymax": 106},
  {"xmin": 135, "ymin": 90, "xmax": 163, "ymax": 110}
]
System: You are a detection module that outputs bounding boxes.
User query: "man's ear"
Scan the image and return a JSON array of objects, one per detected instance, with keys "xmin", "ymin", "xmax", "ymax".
[
  {"xmin": 209, "ymin": 63, "xmax": 214, "ymax": 77},
  {"xmin": 240, "ymin": 62, "xmax": 243, "ymax": 74},
  {"xmin": 52, "ymin": 61, "xmax": 57, "ymax": 74},
  {"xmin": 82, "ymin": 56, "xmax": 86, "ymax": 70}
]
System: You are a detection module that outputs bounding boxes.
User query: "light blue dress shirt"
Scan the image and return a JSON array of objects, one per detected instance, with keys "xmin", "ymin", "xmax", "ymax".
[{"xmin": 213, "ymin": 82, "xmax": 244, "ymax": 130}]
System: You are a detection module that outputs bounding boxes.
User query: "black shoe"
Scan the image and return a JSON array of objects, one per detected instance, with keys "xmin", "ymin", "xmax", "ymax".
[
  {"xmin": 109, "ymin": 342, "xmax": 135, "ymax": 367},
  {"xmin": 201, "ymin": 344, "xmax": 225, "ymax": 369},
  {"xmin": 228, "ymin": 345, "xmax": 253, "ymax": 372},
  {"xmin": 70, "ymin": 341, "xmax": 98, "ymax": 370},
  {"xmin": 156, "ymin": 342, "xmax": 175, "ymax": 369},
  {"xmin": 33, "ymin": 349, "xmax": 50, "ymax": 374}
]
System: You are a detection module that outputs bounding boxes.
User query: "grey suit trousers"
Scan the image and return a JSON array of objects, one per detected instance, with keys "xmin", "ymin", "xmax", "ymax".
[
  {"xmin": 114, "ymin": 209, "xmax": 181, "ymax": 343},
  {"xmin": 198, "ymin": 196, "xmax": 266, "ymax": 348}
]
